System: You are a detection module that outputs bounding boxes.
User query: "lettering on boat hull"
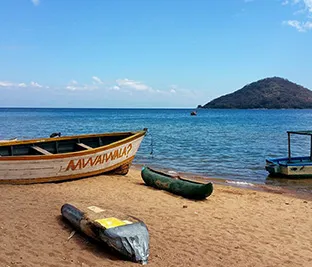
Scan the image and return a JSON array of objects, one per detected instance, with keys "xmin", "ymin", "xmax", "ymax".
[{"xmin": 65, "ymin": 144, "xmax": 132, "ymax": 171}]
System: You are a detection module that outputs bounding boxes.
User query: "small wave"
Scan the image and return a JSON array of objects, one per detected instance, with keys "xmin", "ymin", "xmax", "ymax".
[{"xmin": 226, "ymin": 180, "xmax": 255, "ymax": 187}]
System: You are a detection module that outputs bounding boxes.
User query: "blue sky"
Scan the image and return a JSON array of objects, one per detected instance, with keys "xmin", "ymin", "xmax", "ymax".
[{"xmin": 0, "ymin": 0, "xmax": 312, "ymax": 108}]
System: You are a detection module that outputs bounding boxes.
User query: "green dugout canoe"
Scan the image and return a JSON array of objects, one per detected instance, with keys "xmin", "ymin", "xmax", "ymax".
[{"xmin": 141, "ymin": 166, "xmax": 213, "ymax": 200}]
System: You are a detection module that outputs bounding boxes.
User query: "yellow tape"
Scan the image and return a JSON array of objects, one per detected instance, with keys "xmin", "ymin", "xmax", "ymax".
[{"xmin": 95, "ymin": 217, "xmax": 132, "ymax": 229}]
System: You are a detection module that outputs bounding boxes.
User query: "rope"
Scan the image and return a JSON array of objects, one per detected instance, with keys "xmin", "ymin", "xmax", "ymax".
[{"xmin": 144, "ymin": 129, "xmax": 154, "ymax": 158}]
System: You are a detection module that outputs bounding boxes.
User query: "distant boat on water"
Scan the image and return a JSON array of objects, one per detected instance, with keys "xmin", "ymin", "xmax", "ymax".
[{"xmin": 190, "ymin": 111, "xmax": 197, "ymax": 116}]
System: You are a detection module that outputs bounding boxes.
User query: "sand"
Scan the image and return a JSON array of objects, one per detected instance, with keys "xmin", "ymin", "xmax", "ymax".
[{"xmin": 1, "ymin": 167, "xmax": 312, "ymax": 267}]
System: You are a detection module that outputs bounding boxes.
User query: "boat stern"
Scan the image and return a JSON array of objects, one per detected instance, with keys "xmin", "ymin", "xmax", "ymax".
[{"xmin": 265, "ymin": 159, "xmax": 281, "ymax": 175}]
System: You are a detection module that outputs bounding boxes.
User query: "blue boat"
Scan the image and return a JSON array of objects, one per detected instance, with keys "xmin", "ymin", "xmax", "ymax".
[{"xmin": 265, "ymin": 131, "xmax": 312, "ymax": 178}]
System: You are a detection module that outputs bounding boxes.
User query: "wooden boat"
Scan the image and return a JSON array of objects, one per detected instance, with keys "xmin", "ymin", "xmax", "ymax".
[
  {"xmin": 265, "ymin": 130, "xmax": 312, "ymax": 178},
  {"xmin": 0, "ymin": 129, "xmax": 147, "ymax": 184},
  {"xmin": 61, "ymin": 203, "xmax": 149, "ymax": 264},
  {"xmin": 141, "ymin": 166, "xmax": 213, "ymax": 199}
]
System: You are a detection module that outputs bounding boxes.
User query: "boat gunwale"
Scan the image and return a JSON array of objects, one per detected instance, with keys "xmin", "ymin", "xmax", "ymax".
[
  {"xmin": 266, "ymin": 156, "xmax": 312, "ymax": 166},
  {"xmin": 0, "ymin": 130, "xmax": 146, "ymax": 161},
  {"xmin": 143, "ymin": 166, "xmax": 212, "ymax": 186}
]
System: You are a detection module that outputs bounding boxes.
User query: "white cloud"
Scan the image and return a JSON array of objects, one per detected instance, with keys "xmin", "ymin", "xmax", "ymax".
[
  {"xmin": 303, "ymin": 0, "xmax": 312, "ymax": 11},
  {"xmin": 292, "ymin": 0, "xmax": 312, "ymax": 12},
  {"xmin": 116, "ymin": 78, "xmax": 152, "ymax": 91},
  {"xmin": 0, "ymin": 81, "xmax": 14, "ymax": 87},
  {"xmin": 283, "ymin": 19, "xmax": 312, "ymax": 31},
  {"xmin": 66, "ymin": 79, "xmax": 98, "ymax": 91},
  {"xmin": 282, "ymin": 0, "xmax": 312, "ymax": 31},
  {"xmin": 30, "ymin": 81, "xmax": 43, "ymax": 88},
  {"xmin": 66, "ymin": 85, "xmax": 77, "ymax": 91},
  {"xmin": 109, "ymin": 85, "xmax": 120, "ymax": 91},
  {"xmin": 284, "ymin": 0, "xmax": 312, "ymax": 12},
  {"xmin": 31, "ymin": 0, "xmax": 40, "ymax": 6},
  {"xmin": 92, "ymin": 76, "xmax": 104, "ymax": 84},
  {"xmin": 0, "ymin": 77, "xmax": 195, "ymax": 99},
  {"xmin": 66, "ymin": 80, "xmax": 79, "ymax": 91},
  {"xmin": 0, "ymin": 80, "xmax": 44, "ymax": 88},
  {"xmin": 168, "ymin": 85, "xmax": 178, "ymax": 94},
  {"xmin": 0, "ymin": 78, "xmax": 204, "ymax": 107}
]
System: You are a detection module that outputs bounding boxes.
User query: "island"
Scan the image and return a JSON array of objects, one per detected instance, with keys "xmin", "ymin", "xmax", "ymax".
[{"xmin": 199, "ymin": 77, "xmax": 312, "ymax": 109}]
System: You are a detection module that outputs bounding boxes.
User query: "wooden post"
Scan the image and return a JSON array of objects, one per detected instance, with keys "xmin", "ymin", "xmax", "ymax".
[
  {"xmin": 55, "ymin": 141, "xmax": 59, "ymax": 153},
  {"xmin": 310, "ymin": 135, "xmax": 312, "ymax": 161},
  {"xmin": 288, "ymin": 132, "xmax": 291, "ymax": 162}
]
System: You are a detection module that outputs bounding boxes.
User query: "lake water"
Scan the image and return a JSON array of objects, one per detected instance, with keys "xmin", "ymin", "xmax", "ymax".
[{"xmin": 1, "ymin": 108, "xmax": 312, "ymax": 194}]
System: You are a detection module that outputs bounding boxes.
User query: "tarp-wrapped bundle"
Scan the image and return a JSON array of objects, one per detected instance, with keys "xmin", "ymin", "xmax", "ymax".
[{"xmin": 61, "ymin": 203, "xmax": 149, "ymax": 265}]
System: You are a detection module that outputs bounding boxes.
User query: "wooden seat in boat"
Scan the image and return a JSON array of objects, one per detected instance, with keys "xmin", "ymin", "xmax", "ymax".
[
  {"xmin": 31, "ymin": 146, "xmax": 52, "ymax": 155},
  {"xmin": 76, "ymin": 143, "xmax": 93, "ymax": 150}
]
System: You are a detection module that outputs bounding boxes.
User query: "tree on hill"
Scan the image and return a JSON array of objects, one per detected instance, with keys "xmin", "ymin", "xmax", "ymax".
[{"xmin": 200, "ymin": 77, "xmax": 312, "ymax": 109}]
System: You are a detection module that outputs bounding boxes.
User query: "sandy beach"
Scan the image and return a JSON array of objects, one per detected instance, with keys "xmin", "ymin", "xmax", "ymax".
[{"xmin": 1, "ymin": 167, "xmax": 312, "ymax": 267}]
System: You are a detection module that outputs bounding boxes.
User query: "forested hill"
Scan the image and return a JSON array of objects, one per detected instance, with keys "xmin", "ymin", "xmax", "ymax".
[{"xmin": 199, "ymin": 77, "xmax": 312, "ymax": 109}]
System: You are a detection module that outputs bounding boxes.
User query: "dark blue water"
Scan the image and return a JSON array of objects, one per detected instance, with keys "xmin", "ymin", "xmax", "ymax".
[{"xmin": 1, "ymin": 108, "xmax": 312, "ymax": 192}]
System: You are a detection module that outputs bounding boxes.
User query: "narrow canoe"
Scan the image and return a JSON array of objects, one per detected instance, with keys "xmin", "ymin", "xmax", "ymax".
[
  {"xmin": 0, "ymin": 129, "xmax": 147, "ymax": 184},
  {"xmin": 61, "ymin": 203, "xmax": 149, "ymax": 264},
  {"xmin": 141, "ymin": 166, "xmax": 213, "ymax": 200}
]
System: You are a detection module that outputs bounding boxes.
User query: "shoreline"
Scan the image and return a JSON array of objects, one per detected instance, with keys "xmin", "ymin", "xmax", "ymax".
[{"xmin": 1, "ymin": 166, "xmax": 312, "ymax": 266}]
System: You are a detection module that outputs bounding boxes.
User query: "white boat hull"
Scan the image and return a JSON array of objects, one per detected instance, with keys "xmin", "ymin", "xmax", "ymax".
[{"xmin": 0, "ymin": 132, "xmax": 145, "ymax": 184}]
